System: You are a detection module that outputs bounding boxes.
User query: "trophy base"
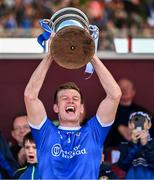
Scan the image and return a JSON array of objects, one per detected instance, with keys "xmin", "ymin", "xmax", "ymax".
[{"xmin": 50, "ymin": 26, "xmax": 95, "ymax": 69}]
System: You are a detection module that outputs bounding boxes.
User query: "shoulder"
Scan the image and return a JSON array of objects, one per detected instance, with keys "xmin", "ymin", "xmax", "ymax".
[
  {"xmin": 30, "ymin": 116, "xmax": 56, "ymax": 130},
  {"xmin": 82, "ymin": 116, "xmax": 97, "ymax": 127},
  {"xmin": 14, "ymin": 166, "xmax": 27, "ymax": 178},
  {"xmin": 15, "ymin": 166, "xmax": 27, "ymax": 173},
  {"xmin": 131, "ymin": 103, "xmax": 149, "ymax": 112},
  {"xmin": 10, "ymin": 144, "xmax": 21, "ymax": 153},
  {"xmin": 83, "ymin": 115, "xmax": 113, "ymax": 128}
]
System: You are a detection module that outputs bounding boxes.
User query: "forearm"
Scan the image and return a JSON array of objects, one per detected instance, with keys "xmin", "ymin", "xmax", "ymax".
[
  {"xmin": 118, "ymin": 125, "xmax": 132, "ymax": 141},
  {"xmin": 24, "ymin": 53, "xmax": 53, "ymax": 99},
  {"xmin": 91, "ymin": 55, "xmax": 121, "ymax": 100},
  {"xmin": 91, "ymin": 55, "xmax": 121, "ymax": 123}
]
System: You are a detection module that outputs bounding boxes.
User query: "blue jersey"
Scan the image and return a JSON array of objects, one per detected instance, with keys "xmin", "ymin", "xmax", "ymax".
[{"xmin": 31, "ymin": 115, "xmax": 112, "ymax": 179}]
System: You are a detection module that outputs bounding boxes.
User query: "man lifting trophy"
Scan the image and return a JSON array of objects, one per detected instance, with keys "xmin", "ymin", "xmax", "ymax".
[{"xmin": 24, "ymin": 7, "xmax": 121, "ymax": 179}]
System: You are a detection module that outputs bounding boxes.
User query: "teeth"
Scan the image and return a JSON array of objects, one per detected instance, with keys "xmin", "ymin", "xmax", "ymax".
[
  {"xmin": 66, "ymin": 106, "xmax": 75, "ymax": 112},
  {"xmin": 66, "ymin": 106, "xmax": 74, "ymax": 110}
]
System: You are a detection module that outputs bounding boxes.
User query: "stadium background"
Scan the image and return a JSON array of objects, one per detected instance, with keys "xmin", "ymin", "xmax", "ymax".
[{"xmin": 0, "ymin": 0, "xmax": 154, "ymax": 142}]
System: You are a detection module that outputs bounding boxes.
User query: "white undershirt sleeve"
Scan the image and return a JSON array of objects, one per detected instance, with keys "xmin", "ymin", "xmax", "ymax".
[
  {"xmin": 28, "ymin": 116, "xmax": 47, "ymax": 130},
  {"xmin": 96, "ymin": 114, "xmax": 114, "ymax": 127}
]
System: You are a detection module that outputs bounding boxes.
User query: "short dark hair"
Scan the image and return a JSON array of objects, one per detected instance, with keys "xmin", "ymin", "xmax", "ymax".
[
  {"xmin": 11, "ymin": 114, "xmax": 27, "ymax": 130},
  {"xmin": 54, "ymin": 82, "xmax": 83, "ymax": 104},
  {"xmin": 23, "ymin": 132, "xmax": 35, "ymax": 146}
]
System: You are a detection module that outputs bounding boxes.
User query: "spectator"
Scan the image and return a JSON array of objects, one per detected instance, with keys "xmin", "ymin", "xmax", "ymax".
[
  {"xmin": 4, "ymin": 11, "xmax": 17, "ymax": 29},
  {"xmin": 86, "ymin": 0, "xmax": 108, "ymax": 30},
  {"xmin": 10, "ymin": 115, "xmax": 30, "ymax": 167},
  {"xmin": 14, "ymin": 131, "xmax": 39, "ymax": 179},
  {"xmin": 105, "ymin": 78, "xmax": 153, "ymax": 148},
  {"xmin": 0, "ymin": 131, "xmax": 18, "ymax": 178},
  {"xmin": 99, "ymin": 150, "xmax": 118, "ymax": 179},
  {"xmin": 118, "ymin": 111, "xmax": 154, "ymax": 179}
]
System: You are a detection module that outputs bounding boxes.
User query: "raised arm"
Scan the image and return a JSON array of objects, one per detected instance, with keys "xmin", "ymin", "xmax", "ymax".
[
  {"xmin": 24, "ymin": 53, "xmax": 53, "ymax": 126},
  {"xmin": 91, "ymin": 54, "xmax": 121, "ymax": 124}
]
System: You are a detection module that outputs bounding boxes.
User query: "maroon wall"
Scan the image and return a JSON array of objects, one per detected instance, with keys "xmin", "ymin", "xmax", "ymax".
[{"xmin": 0, "ymin": 59, "xmax": 154, "ymax": 141}]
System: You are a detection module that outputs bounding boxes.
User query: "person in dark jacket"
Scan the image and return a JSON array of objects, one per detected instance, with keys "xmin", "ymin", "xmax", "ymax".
[
  {"xmin": 99, "ymin": 161, "xmax": 118, "ymax": 180},
  {"xmin": 11, "ymin": 115, "xmax": 30, "ymax": 167},
  {"xmin": 0, "ymin": 131, "xmax": 19, "ymax": 179},
  {"xmin": 99, "ymin": 151, "xmax": 118, "ymax": 179},
  {"xmin": 118, "ymin": 111, "xmax": 154, "ymax": 179},
  {"xmin": 14, "ymin": 132, "xmax": 39, "ymax": 179}
]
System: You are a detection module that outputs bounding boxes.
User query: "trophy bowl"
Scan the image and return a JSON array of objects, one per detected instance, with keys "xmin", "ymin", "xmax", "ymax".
[{"xmin": 49, "ymin": 7, "xmax": 95, "ymax": 69}]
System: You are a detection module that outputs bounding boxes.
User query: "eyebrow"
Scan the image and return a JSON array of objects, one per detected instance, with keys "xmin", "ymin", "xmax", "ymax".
[{"xmin": 59, "ymin": 94, "xmax": 80, "ymax": 98}]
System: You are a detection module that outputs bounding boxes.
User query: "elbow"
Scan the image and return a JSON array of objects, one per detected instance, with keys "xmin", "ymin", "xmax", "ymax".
[
  {"xmin": 117, "ymin": 87, "xmax": 122, "ymax": 100},
  {"xmin": 24, "ymin": 88, "xmax": 35, "ymax": 103},
  {"xmin": 112, "ymin": 86, "xmax": 122, "ymax": 102}
]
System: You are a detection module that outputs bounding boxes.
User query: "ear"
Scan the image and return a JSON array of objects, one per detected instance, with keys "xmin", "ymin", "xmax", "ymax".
[
  {"xmin": 53, "ymin": 104, "xmax": 59, "ymax": 113},
  {"xmin": 80, "ymin": 104, "xmax": 84, "ymax": 114},
  {"xmin": 132, "ymin": 89, "xmax": 136, "ymax": 98},
  {"xmin": 11, "ymin": 131, "xmax": 16, "ymax": 139}
]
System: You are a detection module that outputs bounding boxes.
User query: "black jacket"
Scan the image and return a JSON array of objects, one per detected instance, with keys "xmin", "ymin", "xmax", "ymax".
[
  {"xmin": 118, "ymin": 139, "xmax": 154, "ymax": 171},
  {"xmin": 0, "ymin": 132, "xmax": 19, "ymax": 178}
]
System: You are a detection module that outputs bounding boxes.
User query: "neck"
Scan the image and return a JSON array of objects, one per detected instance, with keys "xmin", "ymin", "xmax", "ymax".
[
  {"xmin": 120, "ymin": 100, "xmax": 132, "ymax": 106},
  {"xmin": 18, "ymin": 142, "xmax": 23, "ymax": 147},
  {"xmin": 59, "ymin": 120, "xmax": 80, "ymax": 128}
]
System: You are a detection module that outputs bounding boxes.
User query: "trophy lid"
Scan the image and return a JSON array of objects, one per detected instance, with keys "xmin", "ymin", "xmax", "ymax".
[{"xmin": 49, "ymin": 7, "xmax": 89, "ymax": 30}]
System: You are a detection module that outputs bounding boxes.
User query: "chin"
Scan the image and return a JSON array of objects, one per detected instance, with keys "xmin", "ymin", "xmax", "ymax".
[
  {"xmin": 68, "ymin": 115, "xmax": 79, "ymax": 120},
  {"xmin": 65, "ymin": 118, "xmax": 77, "ymax": 123},
  {"xmin": 64, "ymin": 117, "xmax": 79, "ymax": 124},
  {"xmin": 28, "ymin": 160, "xmax": 36, "ymax": 164},
  {"xmin": 63, "ymin": 113, "xmax": 76, "ymax": 119}
]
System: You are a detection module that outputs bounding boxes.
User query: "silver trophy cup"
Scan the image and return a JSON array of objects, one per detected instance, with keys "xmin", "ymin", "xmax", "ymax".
[{"xmin": 48, "ymin": 7, "xmax": 95, "ymax": 69}]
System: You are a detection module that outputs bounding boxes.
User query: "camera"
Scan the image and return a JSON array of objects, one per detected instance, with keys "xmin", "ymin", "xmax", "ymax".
[
  {"xmin": 130, "ymin": 115, "xmax": 145, "ymax": 130},
  {"xmin": 129, "ymin": 111, "xmax": 151, "ymax": 130}
]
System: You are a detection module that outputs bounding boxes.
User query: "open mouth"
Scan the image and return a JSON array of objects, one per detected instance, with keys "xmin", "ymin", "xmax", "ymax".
[
  {"xmin": 65, "ymin": 106, "xmax": 75, "ymax": 113},
  {"xmin": 28, "ymin": 155, "xmax": 35, "ymax": 161}
]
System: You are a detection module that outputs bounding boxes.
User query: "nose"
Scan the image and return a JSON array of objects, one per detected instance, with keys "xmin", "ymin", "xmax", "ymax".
[
  {"xmin": 19, "ymin": 126, "xmax": 30, "ymax": 134},
  {"xmin": 20, "ymin": 128, "xmax": 26, "ymax": 133},
  {"xmin": 67, "ymin": 97, "xmax": 74, "ymax": 103},
  {"xmin": 29, "ymin": 147, "xmax": 34, "ymax": 153}
]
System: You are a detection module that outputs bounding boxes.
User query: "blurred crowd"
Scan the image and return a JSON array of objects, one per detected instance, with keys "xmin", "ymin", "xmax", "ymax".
[{"xmin": 0, "ymin": 0, "xmax": 154, "ymax": 50}]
